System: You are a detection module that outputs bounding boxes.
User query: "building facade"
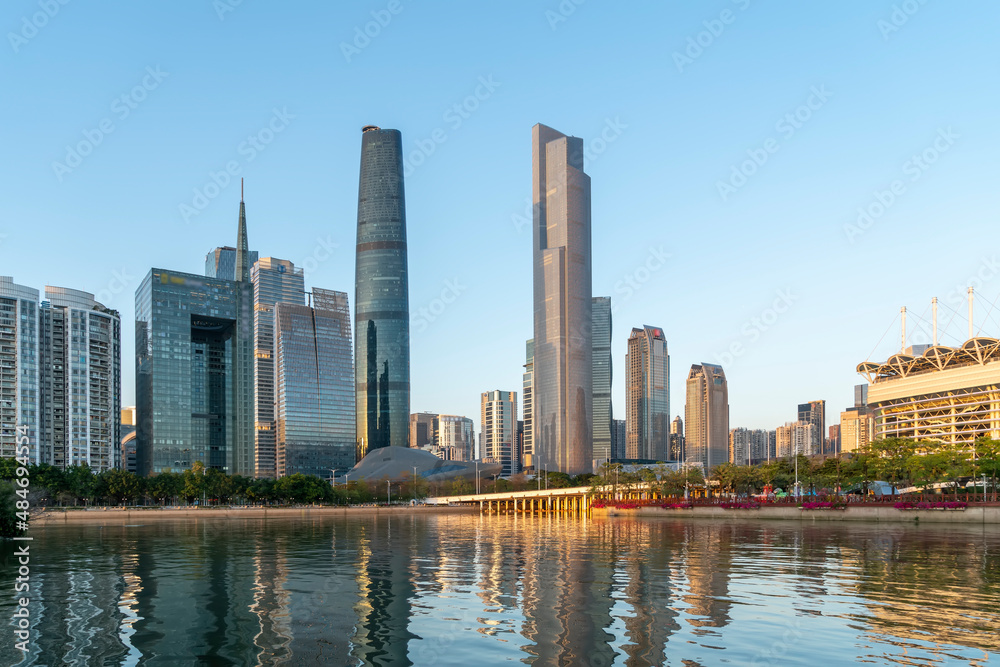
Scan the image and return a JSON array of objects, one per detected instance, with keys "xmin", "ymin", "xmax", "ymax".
[
  {"xmin": 728, "ymin": 428, "xmax": 772, "ymax": 466},
  {"xmin": 797, "ymin": 400, "xmax": 826, "ymax": 455},
  {"xmin": 522, "ymin": 339, "xmax": 534, "ymax": 469},
  {"xmin": 355, "ymin": 125, "xmax": 410, "ymax": 459},
  {"xmin": 409, "ymin": 412, "xmax": 436, "ymax": 449},
  {"xmin": 273, "ymin": 288, "xmax": 356, "ymax": 478},
  {"xmin": 532, "ymin": 123, "xmax": 593, "ymax": 475},
  {"xmin": 625, "ymin": 325, "xmax": 670, "ymax": 461},
  {"xmin": 776, "ymin": 421, "xmax": 817, "ymax": 458},
  {"xmin": 670, "ymin": 416, "xmax": 684, "ymax": 462},
  {"xmin": 684, "ymin": 364, "xmax": 729, "ymax": 471},
  {"xmin": 592, "ymin": 296, "xmax": 613, "ymax": 468},
  {"xmin": 612, "ymin": 419, "xmax": 626, "ymax": 460},
  {"xmin": 435, "ymin": 415, "xmax": 474, "ymax": 461},
  {"xmin": 0, "ymin": 277, "xmax": 40, "ymax": 463},
  {"xmin": 205, "ymin": 246, "xmax": 259, "ymax": 281},
  {"xmin": 481, "ymin": 390, "xmax": 518, "ymax": 477},
  {"xmin": 135, "ymin": 268, "xmax": 254, "ymax": 476},
  {"xmin": 840, "ymin": 407, "xmax": 875, "ymax": 453},
  {"xmin": 251, "ymin": 258, "xmax": 305, "ymax": 478}
]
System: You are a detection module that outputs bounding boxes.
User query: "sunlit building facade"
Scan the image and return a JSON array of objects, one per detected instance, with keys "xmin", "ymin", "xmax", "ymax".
[
  {"xmin": 625, "ymin": 325, "xmax": 670, "ymax": 461},
  {"xmin": 592, "ymin": 296, "xmax": 613, "ymax": 467},
  {"xmin": 435, "ymin": 414, "xmax": 475, "ymax": 461},
  {"xmin": 685, "ymin": 363, "xmax": 729, "ymax": 471},
  {"xmin": 205, "ymin": 246, "xmax": 258, "ymax": 281},
  {"xmin": 274, "ymin": 289, "xmax": 355, "ymax": 477},
  {"xmin": 0, "ymin": 277, "xmax": 40, "ymax": 463},
  {"xmin": 522, "ymin": 339, "xmax": 534, "ymax": 469},
  {"xmin": 481, "ymin": 390, "xmax": 518, "ymax": 476},
  {"xmin": 355, "ymin": 125, "xmax": 410, "ymax": 460}
]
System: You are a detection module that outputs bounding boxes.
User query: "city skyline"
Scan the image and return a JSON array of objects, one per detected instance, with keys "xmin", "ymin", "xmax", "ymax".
[{"xmin": 3, "ymin": 3, "xmax": 999, "ymax": 439}]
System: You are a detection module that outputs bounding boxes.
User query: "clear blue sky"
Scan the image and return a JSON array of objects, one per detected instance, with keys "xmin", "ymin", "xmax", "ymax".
[{"xmin": 2, "ymin": 1, "xmax": 997, "ymax": 437}]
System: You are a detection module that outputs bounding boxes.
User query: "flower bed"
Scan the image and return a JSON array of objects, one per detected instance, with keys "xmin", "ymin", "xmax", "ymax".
[
  {"xmin": 719, "ymin": 501, "xmax": 760, "ymax": 510},
  {"xmin": 613, "ymin": 502, "xmax": 641, "ymax": 510},
  {"xmin": 661, "ymin": 502, "xmax": 693, "ymax": 510},
  {"xmin": 591, "ymin": 500, "xmax": 608, "ymax": 509},
  {"xmin": 590, "ymin": 501, "xmax": 641, "ymax": 510},
  {"xmin": 799, "ymin": 501, "xmax": 846, "ymax": 510},
  {"xmin": 894, "ymin": 501, "xmax": 967, "ymax": 510}
]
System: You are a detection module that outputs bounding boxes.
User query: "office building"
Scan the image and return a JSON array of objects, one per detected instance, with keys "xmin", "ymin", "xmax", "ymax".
[
  {"xmin": 670, "ymin": 416, "xmax": 684, "ymax": 462},
  {"xmin": 409, "ymin": 412, "xmax": 436, "ymax": 449},
  {"xmin": 797, "ymin": 400, "xmax": 826, "ymax": 455},
  {"xmin": 355, "ymin": 125, "xmax": 410, "ymax": 459},
  {"xmin": 205, "ymin": 246, "xmax": 259, "ymax": 281},
  {"xmin": 435, "ymin": 415, "xmax": 474, "ymax": 461},
  {"xmin": 481, "ymin": 390, "xmax": 518, "ymax": 477},
  {"xmin": 135, "ymin": 268, "xmax": 254, "ymax": 476},
  {"xmin": 251, "ymin": 258, "xmax": 305, "ymax": 478},
  {"xmin": 531, "ymin": 123, "xmax": 593, "ymax": 475},
  {"xmin": 612, "ymin": 419, "xmax": 626, "ymax": 460},
  {"xmin": 522, "ymin": 339, "xmax": 534, "ymax": 469},
  {"xmin": 854, "ymin": 383, "xmax": 868, "ymax": 408},
  {"xmin": 685, "ymin": 364, "xmax": 729, "ymax": 471},
  {"xmin": 273, "ymin": 288, "xmax": 356, "ymax": 477},
  {"xmin": 625, "ymin": 325, "xmax": 670, "ymax": 461},
  {"xmin": 828, "ymin": 424, "xmax": 841, "ymax": 454},
  {"xmin": 592, "ymin": 297, "xmax": 613, "ymax": 467}
]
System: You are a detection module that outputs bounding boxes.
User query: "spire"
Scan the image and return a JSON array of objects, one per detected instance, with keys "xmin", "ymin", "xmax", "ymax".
[{"xmin": 235, "ymin": 178, "xmax": 249, "ymax": 283}]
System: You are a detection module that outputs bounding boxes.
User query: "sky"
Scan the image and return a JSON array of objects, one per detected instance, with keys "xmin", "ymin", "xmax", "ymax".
[{"xmin": 2, "ymin": 1, "xmax": 998, "ymax": 438}]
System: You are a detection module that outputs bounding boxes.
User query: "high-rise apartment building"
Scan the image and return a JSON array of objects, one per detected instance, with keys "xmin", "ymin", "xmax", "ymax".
[
  {"xmin": 205, "ymin": 246, "xmax": 259, "ymax": 281},
  {"xmin": 481, "ymin": 390, "xmax": 518, "ymax": 477},
  {"xmin": 670, "ymin": 416, "xmax": 684, "ymax": 462},
  {"xmin": 532, "ymin": 124, "xmax": 593, "ymax": 475},
  {"xmin": 592, "ymin": 297, "xmax": 612, "ymax": 467},
  {"xmin": 625, "ymin": 325, "xmax": 670, "ymax": 461},
  {"xmin": 840, "ymin": 406, "xmax": 875, "ymax": 453},
  {"xmin": 251, "ymin": 258, "xmax": 305, "ymax": 478},
  {"xmin": 355, "ymin": 125, "xmax": 410, "ymax": 460},
  {"xmin": 39, "ymin": 287, "xmax": 121, "ymax": 471},
  {"xmin": 729, "ymin": 428, "xmax": 772, "ymax": 466},
  {"xmin": 522, "ymin": 339, "xmax": 534, "ymax": 469},
  {"xmin": 273, "ymin": 288, "xmax": 355, "ymax": 477},
  {"xmin": 776, "ymin": 421, "xmax": 817, "ymax": 458},
  {"xmin": 685, "ymin": 364, "xmax": 729, "ymax": 471},
  {"xmin": 435, "ymin": 415, "xmax": 474, "ymax": 461},
  {"xmin": 797, "ymin": 401, "xmax": 826, "ymax": 455},
  {"xmin": 0, "ymin": 278, "xmax": 40, "ymax": 462},
  {"xmin": 409, "ymin": 412, "xmax": 436, "ymax": 449},
  {"xmin": 135, "ymin": 268, "xmax": 254, "ymax": 476}
]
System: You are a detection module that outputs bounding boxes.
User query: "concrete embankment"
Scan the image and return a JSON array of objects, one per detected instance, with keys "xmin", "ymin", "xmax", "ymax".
[
  {"xmin": 593, "ymin": 505, "xmax": 1000, "ymax": 524},
  {"xmin": 31, "ymin": 505, "xmax": 477, "ymax": 525}
]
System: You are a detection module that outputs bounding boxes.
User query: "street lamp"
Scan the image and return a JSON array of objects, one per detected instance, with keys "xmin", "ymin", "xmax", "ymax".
[
  {"xmin": 475, "ymin": 461, "xmax": 480, "ymax": 494},
  {"xmin": 412, "ymin": 466, "xmax": 418, "ymax": 502},
  {"xmin": 327, "ymin": 469, "xmax": 338, "ymax": 487},
  {"xmin": 387, "ymin": 480, "xmax": 391, "ymax": 505}
]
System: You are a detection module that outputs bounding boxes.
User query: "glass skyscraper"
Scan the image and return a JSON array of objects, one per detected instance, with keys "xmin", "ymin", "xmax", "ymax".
[
  {"xmin": 205, "ymin": 246, "xmax": 259, "ymax": 280},
  {"xmin": 135, "ymin": 268, "xmax": 254, "ymax": 476},
  {"xmin": 251, "ymin": 258, "xmax": 305, "ymax": 478},
  {"xmin": 532, "ymin": 123, "xmax": 593, "ymax": 475},
  {"xmin": 625, "ymin": 325, "xmax": 669, "ymax": 461},
  {"xmin": 274, "ymin": 288, "xmax": 356, "ymax": 477},
  {"xmin": 592, "ymin": 296, "xmax": 612, "ymax": 467},
  {"xmin": 354, "ymin": 125, "xmax": 410, "ymax": 460}
]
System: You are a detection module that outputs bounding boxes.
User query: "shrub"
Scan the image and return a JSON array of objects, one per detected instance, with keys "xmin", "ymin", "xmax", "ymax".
[{"xmin": 719, "ymin": 501, "xmax": 759, "ymax": 510}]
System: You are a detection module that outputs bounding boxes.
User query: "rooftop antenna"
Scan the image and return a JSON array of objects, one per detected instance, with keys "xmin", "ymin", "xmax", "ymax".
[
  {"xmin": 241, "ymin": 177, "xmax": 244, "ymax": 202},
  {"xmin": 968, "ymin": 287, "xmax": 974, "ymax": 340},
  {"xmin": 901, "ymin": 306, "xmax": 907, "ymax": 351},
  {"xmin": 932, "ymin": 297, "xmax": 938, "ymax": 345}
]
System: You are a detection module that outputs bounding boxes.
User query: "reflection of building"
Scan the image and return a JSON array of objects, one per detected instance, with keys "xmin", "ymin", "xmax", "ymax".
[
  {"xmin": 532, "ymin": 123, "xmax": 593, "ymax": 475},
  {"xmin": 685, "ymin": 364, "xmax": 729, "ymax": 471},
  {"xmin": 481, "ymin": 390, "xmax": 518, "ymax": 476},
  {"xmin": 355, "ymin": 125, "xmax": 411, "ymax": 459},
  {"xmin": 625, "ymin": 325, "xmax": 670, "ymax": 461},
  {"xmin": 592, "ymin": 296, "xmax": 613, "ymax": 467},
  {"xmin": 274, "ymin": 289, "xmax": 355, "ymax": 477},
  {"xmin": 135, "ymin": 267, "xmax": 254, "ymax": 476},
  {"xmin": 522, "ymin": 339, "xmax": 534, "ymax": 469},
  {"xmin": 39, "ymin": 287, "xmax": 121, "ymax": 471},
  {"xmin": 252, "ymin": 257, "xmax": 306, "ymax": 479},
  {"xmin": 798, "ymin": 400, "xmax": 826, "ymax": 455},
  {"xmin": 409, "ymin": 412, "xmax": 435, "ymax": 449}
]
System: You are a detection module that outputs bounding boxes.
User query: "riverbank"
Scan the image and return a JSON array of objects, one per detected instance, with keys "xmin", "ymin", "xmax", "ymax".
[
  {"xmin": 594, "ymin": 504, "xmax": 1000, "ymax": 524},
  {"xmin": 31, "ymin": 504, "xmax": 478, "ymax": 525}
]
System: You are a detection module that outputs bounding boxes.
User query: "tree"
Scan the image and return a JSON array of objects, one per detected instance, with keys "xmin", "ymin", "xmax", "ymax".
[
  {"xmin": 973, "ymin": 437, "xmax": 1000, "ymax": 502},
  {"xmin": 450, "ymin": 477, "xmax": 473, "ymax": 496},
  {"xmin": 183, "ymin": 461, "xmax": 206, "ymax": 503},
  {"xmin": 0, "ymin": 481, "xmax": 22, "ymax": 538},
  {"xmin": 148, "ymin": 473, "xmax": 184, "ymax": 505},
  {"xmin": 867, "ymin": 438, "xmax": 919, "ymax": 492},
  {"xmin": 101, "ymin": 469, "xmax": 142, "ymax": 505},
  {"xmin": 64, "ymin": 465, "xmax": 96, "ymax": 506}
]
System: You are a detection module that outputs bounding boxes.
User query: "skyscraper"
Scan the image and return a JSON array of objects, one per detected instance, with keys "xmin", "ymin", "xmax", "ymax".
[
  {"xmin": 135, "ymin": 268, "xmax": 254, "ymax": 476},
  {"xmin": 592, "ymin": 296, "xmax": 613, "ymax": 468},
  {"xmin": 670, "ymin": 416, "xmax": 684, "ymax": 462},
  {"xmin": 685, "ymin": 364, "xmax": 729, "ymax": 472},
  {"xmin": 435, "ymin": 415, "xmax": 475, "ymax": 461},
  {"xmin": 481, "ymin": 390, "xmax": 518, "ymax": 477},
  {"xmin": 409, "ymin": 412, "xmax": 435, "ymax": 449},
  {"xmin": 522, "ymin": 339, "xmax": 534, "ymax": 469},
  {"xmin": 205, "ymin": 246, "xmax": 259, "ymax": 281},
  {"xmin": 355, "ymin": 125, "xmax": 410, "ymax": 460},
  {"xmin": 0, "ymin": 277, "xmax": 39, "ymax": 462},
  {"xmin": 251, "ymin": 258, "xmax": 305, "ymax": 478},
  {"xmin": 625, "ymin": 325, "xmax": 670, "ymax": 461},
  {"xmin": 531, "ymin": 123, "xmax": 593, "ymax": 475},
  {"xmin": 273, "ymin": 288, "xmax": 356, "ymax": 477},
  {"xmin": 612, "ymin": 419, "xmax": 626, "ymax": 459},
  {"xmin": 797, "ymin": 400, "xmax": 826, "ymax": 455}
]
